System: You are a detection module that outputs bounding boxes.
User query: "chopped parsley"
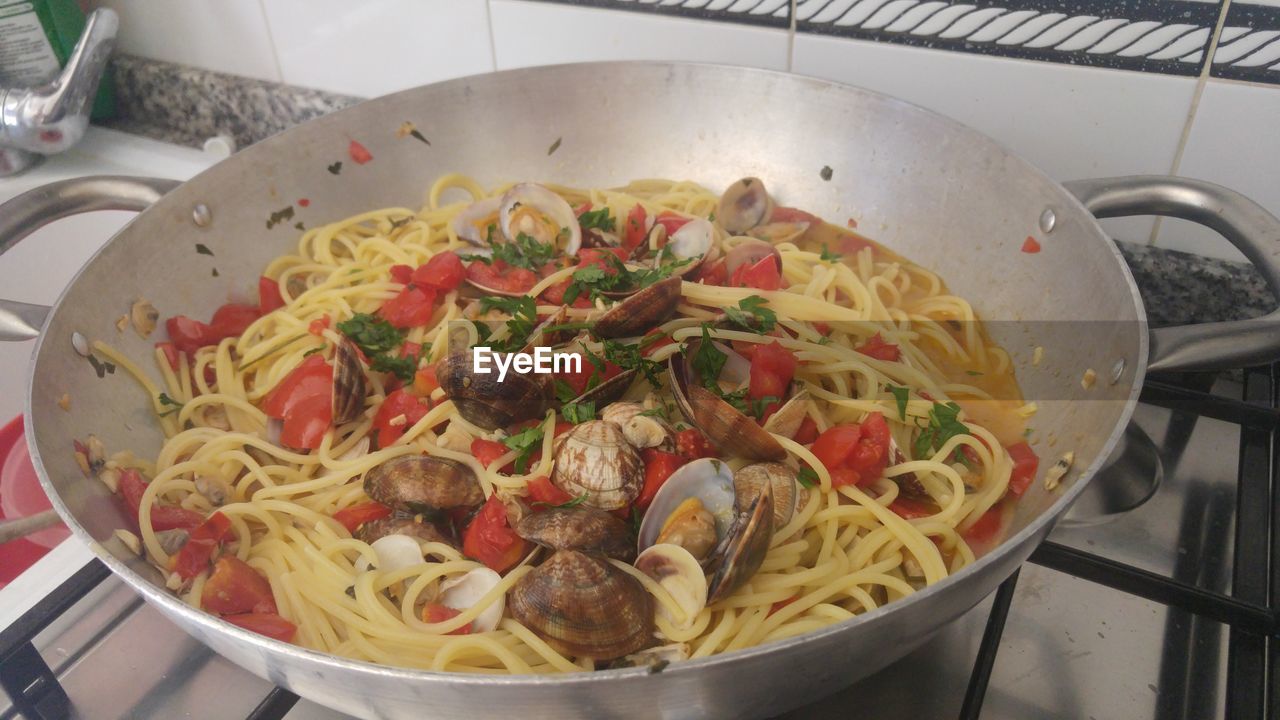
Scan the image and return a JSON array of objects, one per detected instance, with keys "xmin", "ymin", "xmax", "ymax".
[
  {"xmin": 533, "ymin": 493, "xmax": 589, "ymax": 510},
  {"xmin": 723, "ymin": 295, "xmax": 777, "ymax": 334},
  {"xmin": 562, "ymin": 252, "xmax": 691, "ymax": 303},
  {"xmin": 561, "ymin": 400, "xmax": 596, "ymax": 424},
  {"xmin": 479, "ymin": 296, "xmax": 539, "ymax": 353},
  {"xmin": 577, "ymin": 207, "xmax": 616, "ymax": 232},
  {"xmin": 638, "ymin": 405, "xmax": 670, "ymax": 420},
  {"xmin": 797, "ymin": 467, "xmax": 819, "ymax": 489},
  {"xmin": 600, "ymin": 339, "xmax": 663, "ymax": 386},
  {"xmin": 337, "ymin": 313, "xmax": 405, "ymax": 356},
  {"xmin": 819, "ymin": 244, "xmax": 842, "ymax": 262},
  {"xmin": 370, "ymin": 354, "xmax": 416, "ymax": 382},
  {"xmin": 503, "ymin": 426, "xmax": 545, "ymax": 474},
  {"xmin": 691, "ymin": 325, "xmax": 727, "ymax": 389},
  {"xmin": 157, "ymin": 392, "xmax": 183, "ymax": 416},
  {"xmin": 887, "ymin": 385, "xmax": 910, "ymax": 420},
  {"xmin": 303, "ymin": 345, "xmax": 326, "ymax": 357},
  {"xmin": 490, "ymin": 232, "xmax": 558, "ymax": 271},
  {"xmin": 554, "ymin": 378, "xmax": 579, "ymax": 404},
  {"xmin": 913, "ymin": 402, "xmax": 969, "ymax": 462},
  {"xmin": 751, "ymin": 395, "xmax": 782, "ymax": 419}
]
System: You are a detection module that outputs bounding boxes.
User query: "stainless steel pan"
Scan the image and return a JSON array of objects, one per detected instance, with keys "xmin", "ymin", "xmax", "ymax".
[{"xmin": 3, "ymin": 63, "xmax": 1279, "ymax": 719}]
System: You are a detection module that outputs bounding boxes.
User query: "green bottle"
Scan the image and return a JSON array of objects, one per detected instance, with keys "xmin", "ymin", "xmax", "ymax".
[{"xmin": 0, "ymin": 0, "xmax": 116, "ymax": 120}]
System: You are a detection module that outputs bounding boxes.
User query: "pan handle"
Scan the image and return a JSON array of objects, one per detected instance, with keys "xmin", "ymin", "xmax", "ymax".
[
  {"xmin": 0, "ymin": 175, "xmax": 180, "ymax": 341},
  {"xmin": 1064, "ymin": 175, "xmax": 1280, "ymax": 373}
]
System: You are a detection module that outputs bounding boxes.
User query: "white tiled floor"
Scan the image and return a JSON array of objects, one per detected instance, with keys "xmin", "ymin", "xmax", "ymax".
[
  {"xmin": 488, "ymin": 0, "xmax": 790, "ymax": 71},
  {"xmin": 791, "ymin": 32, "xmax": 1202, "ymax": 243},
  {"xmin": 261, "ymin": 0, "xmax": 494, "ymax": 97}
]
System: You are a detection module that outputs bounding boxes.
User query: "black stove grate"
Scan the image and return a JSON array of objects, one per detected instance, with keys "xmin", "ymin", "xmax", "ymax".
[{"xmin": 959, "ymin": 367, "xmax": 1280, "ymax": 720}]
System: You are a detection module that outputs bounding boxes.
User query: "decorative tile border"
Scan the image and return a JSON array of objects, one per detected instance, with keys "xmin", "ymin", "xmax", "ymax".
[
  {"xmin": 1211, "ymin": 2, "xmax": 1280, "ymax": 82},
  {"xmin": 516, "ymin": 0, "xmax": 791, "ymax": 28}
]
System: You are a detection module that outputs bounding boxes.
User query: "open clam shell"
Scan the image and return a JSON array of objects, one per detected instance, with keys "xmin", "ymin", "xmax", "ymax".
[
  {"xmin": 593, "ymin": 276, "xmax": 683, "ymax": 339},
  {"xmin": 499, "ymin": 183, "xmax": 581, "ymax": 256},
  {"xmin": 667, "ymin": 339, "xmax": 787, "ymax": 462},
  {"xmin": 664, "ymin": 218, "xmax": 715, "ymax": 277},
  {"xmin": 515, "ymin": 506, "xmax": 635, "ymax": 562},
  {"xmin": 760, "ymin": 389, "xmax": 811, "ymax": 440},
  {"xmin": 637, "ymin": 457, "xmax": 736, "ymax": 554},
  {"xmin": 723, "ymin": 237, "xmax": 783, "ymax": 279},
  {"xmin": 332, "ymin": 338, "xmax": 368, "ymax": 425},
  {"xmin": 437, "ymin": 350, "xmax": 551, "ymax": 430},
  {"xmin": 563, "ymin": 367, "xmax": 639, "ymax": 410},
  {"xmin": 733, "ymin": 462, "xmax": 798, "ymax": 531},
  {"xmin": 451, "ymin": 195, "xmax": 502, "ymax": 246},
  {"xmin": 635, "ymin": 543, "xmax": 708, "ymax": 629},
  {"xmin": 717, "ymin": 178, "xmax": 774, "ymax": 234},
  {"xmin": 706, "ymin": 478, "xmax": 774, "ymax": 605}
]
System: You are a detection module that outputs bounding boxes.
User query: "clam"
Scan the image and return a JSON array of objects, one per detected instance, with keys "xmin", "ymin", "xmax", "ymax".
[
  {"xmin": 717, "ymin": 178, "xmax": 774, "ymax": 234},
  {"xmin": 654, "ymin": 498, "xmax": 718, "ymax": 562},
  {"xmin": 437, "ymin": 350, "xmax": 551, "ymax": 430},
  {"xmin": 733, "ymin": 462, "xmax": 797, "ymax": 530},
  {"xmin": 667, "ymin": 339, "xmax": 786, "ymax": 462},
  {"xmin": 637, "ymin": 457, "xmax": 736, "ymax": 554},
  {"xmin": 601, "ymin": 401, "xmax": 673, "ymax": 451},
  {"xmin": 723, "ymin": 238, "xmax": 783, "ymax": 280},
  {"xmin": 664, "ymin": 218, "xmax": 716, "ymax": 276},
  {"xmin": 747, "ymin": 221, "xmax": 810, "ymax": 245},
  {"xmin": 515, "ymin": 507, "xmax": 635, "ymax": 562},
  {"xmin": 451, "ymin": 195, "xmax": 502, "ymax": 245},
  {"xmin": 612, "ymin": 642, "xmax": 691, "ymax": 670},
  {"xmin": 508, "ymin": 550, "xmax": 654, "ymax": 659},
  {"xmin": 519, "ymin": 306, "xmax": 572, "ymax": 355},
  {"xmin": 635, "ymin": 544, "xmax": 708, "ymax": 629},
  {"xmin": 439, "ymin": 567, "xmax": 505, "ymax": 632},
  {"xmin": 332, "ymin": 338, "xmax": 368, "ymax": 425},
  {"xmin": 760, "ymin": 389, "xmax": 811, "ymax": 441},
  {"xmin": 364, "ymin": 455, "xmax": 483, "ymax": 513},
  {"xmin": 563, "ymin": 366, "xmax": 639, "ymax": 410},
  {"xmin": 499, "ymin": 183, "xmax": 581, "ymax": 256},
  {"xmin": 706, "ymin": 478, "xmax": 774, "ymax": 604},
  {"xmin": 551, "ymin": 420, "xmax": 643, "ymax": 510},
  {"xmin": 593, "ymin": 276, "xmax": 683, "ymax": 339},
  {"xmin": 355, "ymin": 516, "xmax": 455, "ymax": 547},
  {"xmin": 194, "ymin": 475, "xmax": 232, "ymax": 506}
]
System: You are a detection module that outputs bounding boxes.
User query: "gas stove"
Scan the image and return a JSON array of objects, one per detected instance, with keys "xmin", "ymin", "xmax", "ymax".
[{"xmin": 0, "ymin": 134, "xmax": 1276, "ymax": 719}]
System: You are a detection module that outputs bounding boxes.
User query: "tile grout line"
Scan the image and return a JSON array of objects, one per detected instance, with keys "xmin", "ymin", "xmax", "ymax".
[
  {"xmin": 787, "ymin": 0, "xmax": 798, "ymax": 72},
  {"xmin": 485, "ymin": 0, "xmax": 500, "ymax": 72},
  {"xmin": 253, "ymin": 0, "xmax": 287, "ymax": 85},
  {"xmin": 1149, "ymin": 0, "xmax": 1234, "ymax": 246}
]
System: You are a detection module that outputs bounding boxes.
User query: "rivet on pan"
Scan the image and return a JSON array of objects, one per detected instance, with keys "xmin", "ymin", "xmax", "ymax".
[
  {"xmin": 192, "ymin": 204, "xmax": 212, "ymax": 227},
  {"xmin": 1110, "ymin": 358, "xmax": 1125, "ymax": 385},
  {"xmin": 71, "ymin": 331, "xmax": 90, "ymax": 357},
  {"xmin": 1039, "ymin": 208, "xmax": 1056, "ymax": 234}
]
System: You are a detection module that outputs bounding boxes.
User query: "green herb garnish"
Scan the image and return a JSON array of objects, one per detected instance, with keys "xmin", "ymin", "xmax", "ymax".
[
  {"xmin": 691, "ymin": 325, "xmax": 727, "ymax": 389},
  {"xmin": 157, "ymin": 392, "xmax": 184, "ymax": 416},
  {"xmin": 797, "ymin": 467, "xmax": 819, "ymax": 489},
  {"xmin": 303, "ymin": 345, "xmax": 326, "ymax": 357},
  {"xmin": 503, "ymin": 426, "xmax": 545, "ymax": 474},
  {"xmin": 490, "ymin": 232, "xmax": 557, "ymax": 271},
  {"xmin": 554, "ymin": 379, "xmax": 579, "ymax": 404},
  {"xmin": 965, "ymin": 370, "xmax": 984, "ymax": 377},
  {"xmin": 913, "ymin": 402, "xmax": 969, "ymax": 462},
  {"xmin": 337, "ymin": 313, "xmax": 405, "ymax": 356},
  {"xmin": 577, "ymin": 207, "xmax": 616, "ymax": 232},
  {"xmin": 723, "ymin": 295, "xmax": 777, "ymax": 334},
  {"xmin": 561, "ymin": 401, "xmax": 596, "ymax": 424},
  {"xmin": 370, "ymin": 354, "xmax": 417, "ymax": 382},
  {"xmin": 819, "ymin": 244, "xmax": 841, "ymax": 262},
  {"xmin": 638, "ymin": 405, "xmax": 670, "ymax": 419},
  {"xmin": 887, "ymin": 385, "xmax": 909, "ymax": 420},
  {"xmin": 600, "ymin": 339, "xmax": 663, "ymax": 386},
  {"xmin": 533, "ymin": 492, "xmax": 588, "ymax": 510},
  {"xmin": 479, "ymin": 296, "xmax": 539, "ymax": 352}
]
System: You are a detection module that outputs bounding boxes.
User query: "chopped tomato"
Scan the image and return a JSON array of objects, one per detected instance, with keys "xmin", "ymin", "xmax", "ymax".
[
  {"xmin": 962, "ymin": 506, "xmax": 1005, "ymax": 545},
  {"xmin": 413, "ymin": 251, "xmax": 466, "ymax": 291},
  {"xmin": 372, "ymin": 388, "xmax": 432, "ymax": 448},
  {"xmin": 770, "ymin": 206, "xmax": 819, "ymax": 224},
  {"xmin": 422, "ymin": 603, "xmax": 473, "ymax": 634},
  {"xmin": 1006, "ymin": 442, "xmax": 1039, "ymax": 497},
  {"xmin": 466, "ymin": 259, "xmax": 538, "ymax": 294},
  {"xmin": 730, "ymin": 255, "xmax": 783, "ymax": 291},
  {"xmin": 768, "ymin": 594, "xmax": 800, "ymax": 616},
  {"xmin": 675, "ymin": 428, "xmax": 718, "ymax": 461},
  {"xmin": 811, "ymin": 414, "xmax": 891, "ymax": 488},
  {"xmin": 654, "ymin": 211, "xmax": 691, "ymax": 236},
  {"xmin": 208, "ymin": 303, "xmax": 261, "ymax": 340},
  {"xmin": 638, "ymin": 449, "xmax": 685, "ymax": 511},
  {"xmin": 553, "ymin": 421, "xmax": 574, "ymax": 437},
  {"xmin": 827, "ymin": 468, "xmax": 862, "ymax": 488},
  {"xmin": 413, "ymin": 364, "xmax": 439, "ymax": 396},
  {"xmin": 348, "ymin": 140, "xmax": 373, "ymax": 164},
  {"xmin": 856, "ymin": 333, "xmax": 901, "ymax": 362},
  {"xmin": 223, "ymin": 613, "xmax": 297, "ymax": 642},
  {"xmin": 202, "ymin": 556, "xmax": 277, "ymax": 615},
  {"xmin": 471, "ymin": 438, "xmax": 510, "ymax": 472},
  {"xmin": 526, "ymin": 475, "xmax": 574, "ymax": 508},
  {"xmin": 262, "ymin": 354, "xmax": 333, "ymax": 450},
  {"xmin": 748, "ymin": 341, "xmax": 798, "ymax": 420},
  {"xmin": 623, "ymin": 203, "xmax": 647, "ymax": 254},
  {"xmin": 1021, "ymin": 236, "xmax": 1041, "ymax": 254},
  {"xmin": 166, "ymin": 316, "xmax": 212, "ymax": 356},
  {"xmin": 576, "ymin": 247, "xmax": 629, "ymax": 271},
  {"xmin": 810, "ymin": 425, "xmax": 862, "ymax": 473},
  {"xmin": 462, "ymin": 495, "xmax": 528, "ymax": 573},
  {"xmin": 172, "ymin": 512, "xmax": 233, "ymax": 580},
  {"xmin": 793, "ymin": 416, "xmax": 819, "ymax": 444},
  {"xmin": 889, "ymin": 497, "xmax": 935, "ymax": 519},
  {"xmin": 258, "ymin": 277, "xmax": 285, "ymax": 313},
  {"xmin": 150, "ymin": 505, "xmax": 205, "ymax": 531},
  {"xmin": 845, "ymin": 412, "xmax": 891, "ymax": 482},
  {"xmin": 555, "ymin": 356, "xmax": 624, "ymax": 398},
  {"xmin": 157, "ymin": 341, "xmax": 180, "ymax": 371},
  {"xmin": 333, "ymin": 501, "xmax": 393, "ymax": 533},
  {"xmin": 378, "ymin": 286, "xmax": 436, "ymax": 329},
  {"xmin": 389, "ymin": 264, "xmax": 414, "ymax": 284},
  {"xmin": 693, "ymin": 258, "xmax": 727, "ymax": 286},
  {"xmin": 308, "ymin": 316, "xmax": 330, "ymax": 335}
]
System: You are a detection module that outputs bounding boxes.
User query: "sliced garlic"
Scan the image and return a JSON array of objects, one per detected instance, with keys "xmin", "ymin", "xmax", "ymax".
[
  {"xmin": 113, "ymin": 528, "xmax": 142, "ymax": 555},
  {"xmin": 1044, "ymin": 451, "xmax": 1074, "ymax": 491},
  {"xmin": 439, "ymin": 567, "xmax": 505, "ymax": 632}
]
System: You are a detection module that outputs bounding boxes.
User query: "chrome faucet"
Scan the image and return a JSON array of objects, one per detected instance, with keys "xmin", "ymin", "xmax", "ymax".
[{"xmin": 0, "ymin": 9, "xmax": 118, "ymax": 177}]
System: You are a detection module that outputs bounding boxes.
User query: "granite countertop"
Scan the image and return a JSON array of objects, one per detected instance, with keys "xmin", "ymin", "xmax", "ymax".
[{"xmin": 93, "ymin": 56, "xmax": 1276, "ymax": 330}]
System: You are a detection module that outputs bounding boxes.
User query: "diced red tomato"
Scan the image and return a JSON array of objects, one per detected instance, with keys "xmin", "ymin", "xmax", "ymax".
[
  {"xmin": 378, "ymin": 286, "xmax": 436, "ymax": 329},
  {"xmin": 793, "ymin": 416, "xmax": 819, "ymax": 444},
  {"xmin": 526, "ymin": 475, "xmax": 574, "ymax": 508},
  {"xmin": 466, "ymin": 260, "xmax": 538, "ymax": 295},
  {"xmin": 262, "ymin": 354, "xmax": 333, "ymax": 450},
  {"xmin": 576, "ymin": 247, "xmax": 629, "ymax": 271},
  {"xmin": 889, "ymin": 497, "xmax": 935, "ymax": 519},
  {"xmin": 622, "ymin": 204, "xmax": 647, "ymax": 254},
  {"xmin": 748, "ymin": 341, "xmax": 798, "ymax": 421},
  {"xmin": 149, "ymin": 505, "xmax": 205, "ymax": 531},
  {"xmin": 770, "ymin": 206, "xmax": 819, "ymax": 224},
  {"xmin": 693, "ymin": 258, "xmax": 728, "ymax": 286},
  {"xmin": 768, "ymin": 594, "xmax": 800, "ymax": 616},
  {"xmin": 166, "ymin": 316, "xmax": 212, "ymax": 356},
  {"xmin": 811, "ymin": 413, "xmax": 891, "ymax": 488},
  {"xmin": 157, "ymin": 341, "xmax": 180, "ymax": 371},
  {"xmin": 422, "ymin": 603, "xmax": 473, "ymax": 634},
  {"xmin": 413, "ymin": 251, "xmax": 466, "ymax": 291},
  {"xmin": 811, "ymin": 425, "xmax": 862, "ymax": 473},
  {"xmin": 1006, "ymin": 442, "xmax": 1039, "ymax": 497},
  {"xmin": 308, "ymin": 316, "xmax": 330, "ymax": 335},
  {"xmin": 675, "ymin": 428, "xmax": 718, "ymax": 461},
  {"xmin": 471, "ymin": 438, "xmax": 510, "ymax": 472},
  {"xmin": 348, "ymin": 140, "xmax": 373, "ymax": 164},
  {"xmin": 845, "ymin": 412, "xmax": 891, "ymax": 480},
  {"xmin": 372, "ymin": 388, "xmax": 432, "ymax": 448},
  {"xmin": 555, "ymin": 356, "xmax": 624, "ymax": 398},
  {"xmin": 389, "ymin": 264, "xmax": 414, "ymax": 284},
  {"xmin": 413, "ymin": 364, "xmax": 439, "ymax": 396},
  {"xmin": 333, "ymin": 501, "xmax": 393, "ymax": 533},
  {"xmin": 202, "ymin": 556, "xmax": 277, "ymax": 615},
  {"xmin": 172, "ymin": 512, "xmax": 233, "ymax": 580},
  {"xmin": 730, "ymin": 255, "xmax": 783, "ymax": 291},
  {"xmin": 119, "ymin": 468, "xmax": 147, "ymax": 513},
  {"xmin": 654, "ymin": 211, "xmax": 691, "ymax": 236},
  {"xmin": 637, "ymin": 449, "xmax": 685, "ymax": 511},
  {"xmin": 856, "ymin": 333, "xmax": 901, "ymax": 362},
  {"xmin": 1021, "ymin": 236, "xmax": 1042, "ymax": 254},
  {"xmin": 962, "ymin": 506, "xmax": 1004, "ymax": 545},
  {"xmin": 223, "ymin": 613, "xmax": 297, "ymax": 642},
  {"xmin": 462, "ymin": 495, "xmax": 529, "ymax": 573},
  {"xmin": 258, "ymin": 277, "xmax": 285, "ymax": 313},
  {"xmin": 208, "ymin": 303, "xmax": 262, "ymax": 340}
]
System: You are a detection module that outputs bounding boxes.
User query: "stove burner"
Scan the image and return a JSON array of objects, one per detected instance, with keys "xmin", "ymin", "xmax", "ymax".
[{"xmin": 1060, "ymin": 422, "xmax": 1163, "ymax": 526}]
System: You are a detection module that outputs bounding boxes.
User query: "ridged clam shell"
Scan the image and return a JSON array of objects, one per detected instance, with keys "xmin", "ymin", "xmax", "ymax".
[
  {"xmin": 733, "ymin": 462, "xmax": 797, "ymax": 530},
  {"xmin": 593, "ymin": 276, "xmax": 683, "ymax": 339},
  {"xmin": 515, "ymin": 507, "xmax": 635, "ymax": 562},
  {"xmin": 364, "ymin": 455, "xmax": 483, "ymax": 513},
  {"xmin": 668, "ymin": 343, "xmax": 786, "ymax": 462},
  {"xmin": 437, "ymin": 351, "xmax": 551, "ymax": 430},
  {"xmin": 552, "ymin": 421, "xmax": 642, "ymax": 510},
  {"xmin": 331, "ymin": 338, "xmax": 368, "ymax": 425},
  {"xmin": 508, "ymin": 550, "xmax": 653, "ymax": 659},
  {"xmin": 354, "ymin": 516, "xmax": 455, "ymax": 547},
  {"xmin": 717, "ymin": 177, "xmax": 774, "ymax": 234}
]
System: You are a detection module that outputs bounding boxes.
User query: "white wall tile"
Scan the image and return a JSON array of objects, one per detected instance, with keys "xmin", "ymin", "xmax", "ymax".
[
  {"xmin": 1155, "ymin": 80, "xmax": 1280, "ymax": 262},
  {"xmin": 84, "ymin": 0, "xmax": 281, "ymax": 81},
  {"xmin": 261, "ymin": 0, "xmax": 493, "ymax": 97},
  {"xmin": 791, "ymin": 33, "xmax": 1200, "ymax": 244},
  {"xmin": 489, "ymin": 0, "xmax": 788, "ymax": 71}
]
